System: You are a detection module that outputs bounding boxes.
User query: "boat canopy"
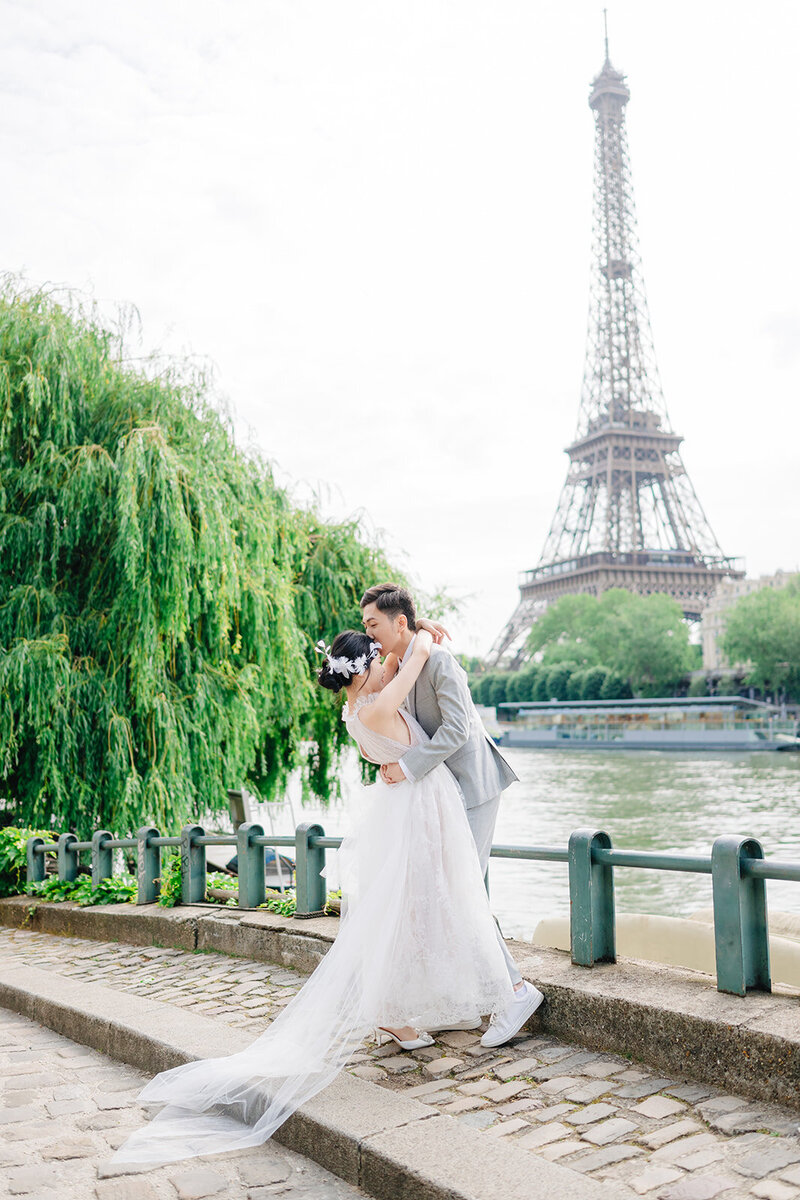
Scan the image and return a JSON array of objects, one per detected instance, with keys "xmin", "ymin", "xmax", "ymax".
[{"xmin": 499, "ymin": 695, "xmax": 779, "ymax": 716}]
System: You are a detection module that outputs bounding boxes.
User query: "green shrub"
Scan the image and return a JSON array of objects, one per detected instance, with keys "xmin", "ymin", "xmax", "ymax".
[
  {"xmin": 515, "ymin": 666, "xmax": 541, "ymax": 702},
  {"xmin": 26, "ymin": 874, "xmax": 136, "ymax": 906},
  {"xmin": 0, "ymin": 826, "xmax": 55, "ymax": 898},
  {"xmin": 259, "ymin": 890, "xmax": 297, "ymax": 916},
  {"xmin": 258, "ymin": 887, "xmax": 341, "ymax": 917},
  {"xmin": 543, "ymin": 662, "xmax": 578, "ymax": 702},
  {"xmin": 566, "ymin": 669, "xmax": 590, "ymax": 700},
  {"xmin": 157, "ymin": 852, "xmax": 182, "ymax": 907},
  {"xmin": 469, "ymin": 674, "xmax": 491, "ymax": 705},
  {"xmin": 600, "ymin": 672, "xmax": 633, "ymax": 700},
  {"xmin": 581, "ymin": 666, "xmax": 610, "ymax": 700},
  {"xmin": 487, "ymin": 675, "xmax": 511, "ymax": 709},
  {"xmin": 714, "ymin": 672, "xmax": 740, "ymax": 696},
  {"xmin": 206, "ymin": 870, "xmax": 237, "ymax": 891}
]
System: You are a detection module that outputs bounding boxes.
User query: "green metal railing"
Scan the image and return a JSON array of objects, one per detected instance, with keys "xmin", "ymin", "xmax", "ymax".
[{"xmin": 25, "ymin": 824, "xmax": 798, "ymax": 999}]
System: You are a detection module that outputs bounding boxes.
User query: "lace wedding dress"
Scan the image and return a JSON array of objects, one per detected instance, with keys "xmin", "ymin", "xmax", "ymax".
[{"xmin": 114, "ymin": 698, "xmax": 514, "ymax": 1165}]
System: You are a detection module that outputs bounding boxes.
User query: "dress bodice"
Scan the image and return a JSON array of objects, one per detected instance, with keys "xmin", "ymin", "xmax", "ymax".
[{"xmin": 342, "ymin": 696, "xmax": 422, "ymax": 765}]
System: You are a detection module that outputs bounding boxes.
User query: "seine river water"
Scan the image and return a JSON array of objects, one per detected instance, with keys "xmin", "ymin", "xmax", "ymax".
[{"xmin": 254, "ymin": 748, "xmax": 800, "ymax": 943}]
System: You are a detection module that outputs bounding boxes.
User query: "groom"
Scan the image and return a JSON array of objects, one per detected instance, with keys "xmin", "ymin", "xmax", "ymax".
[{"xmin": 360, "ymin": 582, "xmax": 543, "ymax": 1047}]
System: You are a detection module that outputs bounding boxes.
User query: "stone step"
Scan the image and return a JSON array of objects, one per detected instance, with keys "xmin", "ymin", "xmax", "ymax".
[{"xmin": 0, "ymin": 964, "xmax": 627, "ymax": 1200}]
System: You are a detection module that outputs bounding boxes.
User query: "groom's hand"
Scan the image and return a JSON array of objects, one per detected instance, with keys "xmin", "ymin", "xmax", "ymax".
[{"xmin": 381, "ymin": 762, "xmax": 405, "ymax": 785}]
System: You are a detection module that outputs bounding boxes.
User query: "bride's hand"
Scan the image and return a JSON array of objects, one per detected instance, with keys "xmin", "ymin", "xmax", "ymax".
[{"xmin": 416, "ymin": 617, "xmax": 451, "ymax": 644}]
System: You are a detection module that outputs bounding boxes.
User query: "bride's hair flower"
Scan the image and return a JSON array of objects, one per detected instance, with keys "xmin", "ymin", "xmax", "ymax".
[{"xmin": 314, "ymin": 636, "xmax": 380, "ymax": 682}]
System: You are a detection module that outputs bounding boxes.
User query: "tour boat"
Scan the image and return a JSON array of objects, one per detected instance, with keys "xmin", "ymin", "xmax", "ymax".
[{"xmin": 496, "ymin": 696, "xmax": 800, "ymax": 752}]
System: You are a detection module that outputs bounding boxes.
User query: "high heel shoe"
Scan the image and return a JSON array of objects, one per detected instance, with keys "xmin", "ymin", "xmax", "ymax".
[{"xmin": 376, "ymin": 1027, "xmax": 435, "ymax": 1051}]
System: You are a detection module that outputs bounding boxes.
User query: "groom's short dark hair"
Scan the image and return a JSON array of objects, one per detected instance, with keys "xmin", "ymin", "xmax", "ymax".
[{"xmin": 360, "ymin": 583, "xmax": 417, "ymax": 631}]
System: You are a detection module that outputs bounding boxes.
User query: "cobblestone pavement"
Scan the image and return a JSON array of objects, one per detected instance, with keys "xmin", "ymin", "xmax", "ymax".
[
  {"xmin": 3, "ymin": 927, "xmax": 800, "ymax": 1199},
  {"xmin": 0, "ymin": 1006, "xmax": 366, "ymax": 1200}
]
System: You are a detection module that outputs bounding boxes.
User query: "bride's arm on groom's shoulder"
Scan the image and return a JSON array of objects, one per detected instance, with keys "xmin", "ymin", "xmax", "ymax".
[
  {"xmin": 416, "ymin": 617, "xmax": 452, "ymax": 644},
  {"xmin": 359, "ymin": 632, "xmax": 432, "ymax": 728}
]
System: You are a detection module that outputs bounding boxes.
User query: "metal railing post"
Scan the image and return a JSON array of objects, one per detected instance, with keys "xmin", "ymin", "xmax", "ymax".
[
  {"xmin": 57, "ymin": 833, "xmax": 79, "ymax": 882},
  {"xmin": 26, "ymin": 837, "xmax": 46, "ymax": 885},
  {"xmin": 136, "ymin": 826, "xmax": 161, "ymax": 904},
  {"xmin": 181, "ymin": 824, "xmax": 206, "ymax": 905},
  {"xmin": 295, "ymin": 822, "xmax": 326, "ymax": 917},
  {"xmin": 237, "ymin": 822, "xmax": 266, "ymax": 909},
  {"xmin": 712, "ymin": 835, "xmax": 771, "ymax": 996},
  {"xmin": 569, "ymin": 828, "xmax": 616, "ymax": 966},
  {"xmin": 91, "ymin": 831, "xmax": 114, "ymax": 888}
]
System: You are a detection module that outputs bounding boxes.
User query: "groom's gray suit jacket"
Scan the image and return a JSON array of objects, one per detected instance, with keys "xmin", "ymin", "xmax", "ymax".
[{"xmin": 400, "ymin": 644, "xmax": 517, "ymax": 810}]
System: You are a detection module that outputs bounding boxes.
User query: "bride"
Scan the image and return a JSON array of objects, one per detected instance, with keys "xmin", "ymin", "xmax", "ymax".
[{"xmin": 114, "ymin": 628, "xmax": 515, "ymax": 1165}]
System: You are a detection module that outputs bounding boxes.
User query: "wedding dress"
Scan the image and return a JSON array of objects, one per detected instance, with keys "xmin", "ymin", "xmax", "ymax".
[{"xmin": 113, "ymin": 697, "xmax": 515, "ymax": 1165}]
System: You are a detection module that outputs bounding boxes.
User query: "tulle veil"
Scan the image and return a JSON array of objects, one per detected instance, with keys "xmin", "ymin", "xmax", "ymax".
[{"xmin": 113, "ymin": 709, "xmax": 514, "ymax": 1166}]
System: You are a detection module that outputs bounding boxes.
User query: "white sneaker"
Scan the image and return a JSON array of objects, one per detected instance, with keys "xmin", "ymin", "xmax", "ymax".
[
  {"xmin": 425, "ymin": 1017, "xmax": 483, "ymax": 1034},
  {"xmin": 480, "ymin": 982, "xmax": 544, "ymax": 1048}
]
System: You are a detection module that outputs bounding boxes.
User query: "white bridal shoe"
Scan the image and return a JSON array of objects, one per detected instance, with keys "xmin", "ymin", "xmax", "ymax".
[
  {"xmin": 480, "ymin": 982, "xmax": 544, "ymax": 1048},
  {"xmin": 377, "ymin": 1027, "xmax": 436, "ymax": 1051},
  {"xmin": 425, "ymin": 1017, "xmax": 482, "ymax": 1034}
]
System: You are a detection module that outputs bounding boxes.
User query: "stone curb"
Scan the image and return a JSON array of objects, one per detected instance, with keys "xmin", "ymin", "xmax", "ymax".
[
  {"xmin": 0, "ymin": 895, "xmax": 337, "ymax": 974},
  {"xmin": 3, "ymin": 895, "xmax": 800, "ymax": 1105},
  {"xmin": 0, "ymin": 965, "xmax": 624, "ymax": 1200}
]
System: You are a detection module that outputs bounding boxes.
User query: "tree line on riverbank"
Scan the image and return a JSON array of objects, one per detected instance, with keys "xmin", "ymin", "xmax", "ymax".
[
  {"xmin": 0, "ymin": 285, "xmax": 396, "ymax": 837},
  {"xmin": 471, "ymin": 580, "xmax": 800, "ymax": 709},
  {"xmin": 471, "ymin": 590, "xmax": 693, "ymax": 708},
  {"xmin": 721, "ymin": 577, "xmax": 800, "ymax": 703}
]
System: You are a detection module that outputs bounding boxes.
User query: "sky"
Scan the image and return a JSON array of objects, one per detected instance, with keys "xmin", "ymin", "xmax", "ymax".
[{"xmin": 1, "ymin": 0, "xmax": 798, "ymax": 654}]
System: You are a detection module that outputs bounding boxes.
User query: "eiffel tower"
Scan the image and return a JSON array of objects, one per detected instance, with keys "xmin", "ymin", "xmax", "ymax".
[{"xmin": 489, "ymin": 34, "xmax": 743, "ymax": 667}]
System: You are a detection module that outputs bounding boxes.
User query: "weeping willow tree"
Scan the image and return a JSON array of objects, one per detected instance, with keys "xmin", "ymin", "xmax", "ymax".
[
  {"xmin": 0, "ymin": 285, "xmax": 396, "ymax": 835},
  {"xmin": 292, "ymin": 511, "xmax": 403, "ymax": 798}
]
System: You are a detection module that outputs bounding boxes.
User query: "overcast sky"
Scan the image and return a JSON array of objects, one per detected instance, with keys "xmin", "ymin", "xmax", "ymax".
[{"xmin": 2, "ymin": 0, "xmax": 798, "ymax": 653}]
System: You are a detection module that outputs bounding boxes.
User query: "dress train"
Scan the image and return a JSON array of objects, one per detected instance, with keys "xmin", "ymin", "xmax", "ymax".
[{"xmin": 113, "ymin": 709, "xmax": 514, "ymax": 1165}]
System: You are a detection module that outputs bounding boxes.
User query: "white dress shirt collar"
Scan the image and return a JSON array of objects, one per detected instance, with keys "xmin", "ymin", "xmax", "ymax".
[{"xmin": 399, "ymin": 634, "xmax": 416, "ymax": 668}]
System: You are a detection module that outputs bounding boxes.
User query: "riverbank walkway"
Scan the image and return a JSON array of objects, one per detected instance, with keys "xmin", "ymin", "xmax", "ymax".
[
  {"xmin": 0, "ymin": 1004, "xmax": 364, "ymax": 1200},
  {"xmin": 3, "ymin": 925, "xmax": 800, "ymax": 1199}
]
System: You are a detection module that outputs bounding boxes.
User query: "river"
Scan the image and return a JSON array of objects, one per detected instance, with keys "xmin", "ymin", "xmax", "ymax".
[{"xmin": 251, "ymin": 748, "xmax": 800, "ymax": 942}]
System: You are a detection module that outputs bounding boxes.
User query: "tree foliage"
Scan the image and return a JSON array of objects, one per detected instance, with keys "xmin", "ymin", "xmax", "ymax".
[
  {"xmin": 542, "ymin": 661, "xmax": 578, "ymax": 701},
  {"xmin": 506, "ymin": 665, "xmax": 540, "ymax": 703},
  {"xmin": 722, "ymin": 577, "xmax": 800, "ymax": 699},
  {"xmin": 290, "ymin": 510, "xmax": 398, "ymax": 798},
  {"xmin": 599, "ymin": 671, "xmax": 633, "ymax": 700},
  {"xmin": 526, "ymin": 589, "xmax": 693, "ymax": 697},
  {"xmin": 581, "ymin": 665, "xmax": 610, "ymax": 700},
  {"xmin": 0, "ymin": 286, "xmax": 395, "ymax": 835}
]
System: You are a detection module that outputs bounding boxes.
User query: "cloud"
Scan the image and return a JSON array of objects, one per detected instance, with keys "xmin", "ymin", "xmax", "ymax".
[
  {"xmin": 0, "ymin": 0, "xmax": 797, "ymax": 654},
  {"xmin": 762, "ymin": 314, "xmax": 800, "ymax": 369}
]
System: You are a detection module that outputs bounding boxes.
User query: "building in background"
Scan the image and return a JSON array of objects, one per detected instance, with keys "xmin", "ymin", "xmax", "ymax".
[{"xmin": 701, "ymin": 571, "xmax": 794, "ymax": 672}]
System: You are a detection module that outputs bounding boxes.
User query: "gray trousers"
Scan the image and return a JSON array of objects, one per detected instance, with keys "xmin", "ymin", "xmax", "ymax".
[{"xmin": 466, "ymin": 794, "xmax": 523, "ymax": 988}]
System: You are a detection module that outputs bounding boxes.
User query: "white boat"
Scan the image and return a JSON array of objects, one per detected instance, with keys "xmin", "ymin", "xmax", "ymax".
[{"xmin": 497, "ymin": 696, "xmax": 800, "ymax": 752}]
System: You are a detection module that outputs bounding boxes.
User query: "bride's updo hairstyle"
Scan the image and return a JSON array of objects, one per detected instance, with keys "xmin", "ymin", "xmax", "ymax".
[{"xmin": 317, "ymin": 630, "xmax": 378, "ymax": 695}]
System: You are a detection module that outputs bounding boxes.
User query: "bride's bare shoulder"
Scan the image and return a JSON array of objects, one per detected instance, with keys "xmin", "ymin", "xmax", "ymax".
[{"xmin": 357, "ymin": 702, "xmax": 384, "ymax": 731}]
